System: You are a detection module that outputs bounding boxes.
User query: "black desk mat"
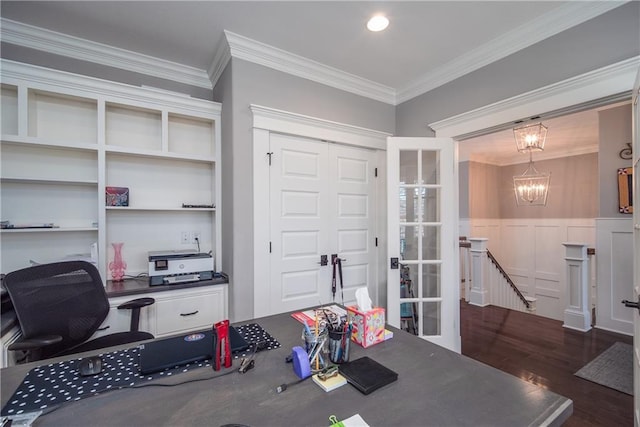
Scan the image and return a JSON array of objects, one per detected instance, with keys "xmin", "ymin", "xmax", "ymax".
[{"xmin": 2, "ymin": 323, "xmax": 279, "ymax": 417}]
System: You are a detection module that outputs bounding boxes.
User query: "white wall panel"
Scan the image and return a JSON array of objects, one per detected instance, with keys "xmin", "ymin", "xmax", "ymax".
[{"xmin": 470, "ymin": 218, "xmax": 596, "ymax": 321}]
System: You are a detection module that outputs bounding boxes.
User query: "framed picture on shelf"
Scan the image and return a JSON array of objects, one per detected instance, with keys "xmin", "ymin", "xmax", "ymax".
[
  {"xmin": 617, "ymin": 167, "xmax": 633, "ymax": 214},
  {"xmin": 106, "ymin": 187, "xmax": 130, "ymax": 207}
]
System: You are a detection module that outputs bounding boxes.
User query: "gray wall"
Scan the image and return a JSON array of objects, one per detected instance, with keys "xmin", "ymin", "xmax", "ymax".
[
  {"xmin": 598, "ymin": 104, "xmax": 633, "ymax": 217},
  {"xmin": 395, "ymin": 2, "xmax": 640, "ymax": 137},
  {"xmin": 468, "ymin": 161, "xmax": 501, "ymax": 219},
  {"xmin": 217, "ymin": 58, "xmax": 395, "ymax": 321},
  {"xmin": 499, "ymin": 153, "xmax": 598, "ymax": 219},
  {"xmin": 464, "ymin": 153, "xmax": 598, "ymax": 220},
  {"xmin": 211, "ymin": 61, "xmax": 234, "ymax": 313},
  {"xmin": 459, "ymin": 161, "xmax": 470, "ymax": 219}
]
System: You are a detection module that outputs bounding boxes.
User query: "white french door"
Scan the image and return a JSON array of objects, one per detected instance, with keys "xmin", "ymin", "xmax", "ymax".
[
  {"xmin": 387, "ymin": 137, "xmax": 460, "ymax": 352},
  {"xmin": 266, "ymin": 133, "xmax": 377, "ymax": 315},
  {"xmin": 630, "ymin": 68, "xmax": 640, "ymax": 425}
]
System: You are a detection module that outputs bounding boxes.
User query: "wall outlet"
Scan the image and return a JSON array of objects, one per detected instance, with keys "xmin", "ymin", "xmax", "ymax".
[
  {"xmin": 181, "ymin": 231, "xmax": 190, "ymax": 244},
  {"xmin": 191, "ymin": 231, "xmax": 201, "ymax": 244}
]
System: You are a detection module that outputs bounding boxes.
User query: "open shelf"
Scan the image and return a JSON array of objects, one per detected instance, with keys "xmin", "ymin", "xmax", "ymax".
[
  {"xmin": 1, "ymin": 227, "xmax": 98, "ymax": 233},
  {"xmin": 106, "ymin": 102, "xmax": 161, "ymax": 151},
  {"xmin": 106, "ymin": 206, "xmax": 215, "ymax": 212},
  {"xmin": 28, "ymin": 89, "xmax": 97, "ymax": 144}
]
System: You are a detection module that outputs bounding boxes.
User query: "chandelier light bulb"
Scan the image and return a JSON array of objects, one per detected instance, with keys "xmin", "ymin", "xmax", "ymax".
[{"xmin": 367, "ymin": 15, "xmax": 389, "ymax": 32}]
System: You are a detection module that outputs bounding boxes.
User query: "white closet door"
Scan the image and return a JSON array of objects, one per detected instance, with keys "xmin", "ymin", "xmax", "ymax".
[
  {"xmin": 269, "ymin": 133, "xmax": 331, "ymax": 314},
  {"xmin": 267, "ymin": 134, "xmax": 378, "ymax": 315},
  {"xmin": 329, "ymin": 144, "xmax": 377, "ymax": 306}
]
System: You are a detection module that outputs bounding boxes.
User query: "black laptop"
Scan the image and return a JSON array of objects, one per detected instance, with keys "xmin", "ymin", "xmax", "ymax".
[{"xmin": 138, "ymin": 326, "xmax": 250, "ymax": 375}]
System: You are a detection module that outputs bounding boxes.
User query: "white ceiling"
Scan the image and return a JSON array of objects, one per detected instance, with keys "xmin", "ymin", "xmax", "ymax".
[{"xmin": 0, "ymin": 1, "xmax": 626, "ymax": 163}]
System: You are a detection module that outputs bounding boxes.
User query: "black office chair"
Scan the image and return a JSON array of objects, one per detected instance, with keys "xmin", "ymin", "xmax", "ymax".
[{"xmin": 4, "ymin": 260, "xmax": 155, "ymax": 362}]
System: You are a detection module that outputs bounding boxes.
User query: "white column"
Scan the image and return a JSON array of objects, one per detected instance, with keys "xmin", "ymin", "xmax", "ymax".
[
  {"xmin": 562, "ymin": 243, "xmax": 591, "ymax": 332},
  {"xmin": 469, "ymin": 238, "xmax": 490, "ymax": 307}
]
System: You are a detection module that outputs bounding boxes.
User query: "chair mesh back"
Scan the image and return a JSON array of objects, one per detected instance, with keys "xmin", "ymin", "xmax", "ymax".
[{"xmin": 4, "ymin": 261, "xmax": 110, "ymax": 359}]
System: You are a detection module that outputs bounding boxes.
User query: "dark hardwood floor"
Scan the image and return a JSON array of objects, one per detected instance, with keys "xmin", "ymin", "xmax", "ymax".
[{"xmin": 460, "ymin": 301, "xmax": 634, "ymax": 426}]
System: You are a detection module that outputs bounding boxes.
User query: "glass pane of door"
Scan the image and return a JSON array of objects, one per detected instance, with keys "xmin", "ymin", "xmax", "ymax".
[{"xmin": 397, "ymin": 148, "xmax": 442, "ymax": 338}]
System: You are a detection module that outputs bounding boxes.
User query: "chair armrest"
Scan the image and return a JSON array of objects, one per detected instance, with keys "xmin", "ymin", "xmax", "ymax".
[
  {"xmin": 117, "ymin": 297, "xmax": 155, "ymax": 311},
  {"xmin": 8, "ymin": 334, "xmax": 63, "ymax": 351},
  {"xmin": 117, "ymin": 297, "xmax": 155, "ymax": 332}
]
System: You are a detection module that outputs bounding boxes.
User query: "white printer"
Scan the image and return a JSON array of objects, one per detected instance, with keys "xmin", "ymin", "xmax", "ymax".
[{"xmin": 148, "ymin": 250, "xmax": 214, "ymax": 286}]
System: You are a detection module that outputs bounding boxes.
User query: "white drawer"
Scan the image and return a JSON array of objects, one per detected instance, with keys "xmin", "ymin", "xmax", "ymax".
[{"xmin": 155, "ymin": 291, "xmax": 225, "ymax": 336}]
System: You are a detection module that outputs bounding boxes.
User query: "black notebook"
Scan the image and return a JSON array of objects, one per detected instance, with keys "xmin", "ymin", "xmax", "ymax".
[
  {"xmin": 338, "ymin": 356, "xmax": 398, "ymax": 395},
  {"xmin": 139, "ymin": 326, "xmax": 249, "ymax": 375}
]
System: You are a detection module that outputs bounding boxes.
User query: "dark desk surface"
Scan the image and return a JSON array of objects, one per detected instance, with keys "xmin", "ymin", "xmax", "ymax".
[
  {"xmin": 105, "ymin": 273, "xmax": 229, "ymax": 298},
  {"xmin": 1, "ymin": 311, "xmax": 572, "ymax": 427}
]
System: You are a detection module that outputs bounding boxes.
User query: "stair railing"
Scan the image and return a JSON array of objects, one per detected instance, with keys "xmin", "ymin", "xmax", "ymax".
[{"xmin": 485, "ymin": 249, "xmax": 531, "ymax": 310}]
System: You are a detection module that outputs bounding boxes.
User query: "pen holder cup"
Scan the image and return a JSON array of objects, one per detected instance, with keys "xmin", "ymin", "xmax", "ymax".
[
  {"xmin": 302, "ymin": 328, "xmax": 329, "ymax": 371},
  {"xmin": 328, "ymin": 329, "xmax": 351, "ymax": 364}
]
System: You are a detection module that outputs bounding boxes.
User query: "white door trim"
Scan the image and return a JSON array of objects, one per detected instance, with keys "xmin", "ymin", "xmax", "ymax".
[
  {"xmin": 251, "ymin": 106, "xmax": 388, "ymax": 318},
  {"xmin": 249, "ymin": 104, "xmax": 391, "ymax": 150},
  {"xmin": 429, "ymin": 56, "xmax": 640, "ymax": 138}
]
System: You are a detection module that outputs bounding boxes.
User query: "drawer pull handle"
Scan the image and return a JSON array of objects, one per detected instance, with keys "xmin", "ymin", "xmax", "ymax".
[
  {"xmin": 97, "ymin": 326, "xmax": 110, "ymax": 331},
  {"xmin": 180, "ymin": 310, "xmax": 199, "ymax": 317}
]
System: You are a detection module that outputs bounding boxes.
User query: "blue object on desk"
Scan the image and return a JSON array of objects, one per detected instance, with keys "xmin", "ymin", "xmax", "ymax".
[{"xmin": 291, "ymin": 346, "xmax": 311, "ymax": 379}]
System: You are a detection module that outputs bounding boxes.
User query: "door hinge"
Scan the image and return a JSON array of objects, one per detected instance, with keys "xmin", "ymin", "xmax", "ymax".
[
  {"xmin": 269, "ymin": 241, "xmax": 272, "ymax": 253},
  {"xmin": 267, "ymin": 152, "xmax": 274, "ymax": 166},
  {"xmin": 374, "ymin": 167, "xmax": 378, "ymax": 177}
]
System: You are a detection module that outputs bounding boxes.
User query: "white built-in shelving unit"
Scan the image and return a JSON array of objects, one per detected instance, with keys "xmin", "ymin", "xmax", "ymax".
[{"xmin": 0, "ymin": 60, "xmax": 222, "ymax": 280}]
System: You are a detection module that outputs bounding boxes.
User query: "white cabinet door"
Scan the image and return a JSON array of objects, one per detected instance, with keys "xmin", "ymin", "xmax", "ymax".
[{"xmin": 387, "ymin": 137, "xmax": 460, "ymax": 353}]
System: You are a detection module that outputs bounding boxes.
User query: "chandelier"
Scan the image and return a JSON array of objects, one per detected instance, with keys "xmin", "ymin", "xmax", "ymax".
[
  {"xmin": 512, "ymin": 121, "xmax": 550, "ymax": 206},
  {"xmin": 513, "ymin": 122, "xmax": 547, "ymax": 152},
  {"xmin": 513, "ymin": 152, "xmax": 550, "ymax": 206}
]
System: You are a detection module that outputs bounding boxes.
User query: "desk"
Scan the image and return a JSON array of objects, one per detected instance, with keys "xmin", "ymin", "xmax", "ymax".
[{"xmin": 1, "ymin": 311, "xmax": 572, "ymax": 426}]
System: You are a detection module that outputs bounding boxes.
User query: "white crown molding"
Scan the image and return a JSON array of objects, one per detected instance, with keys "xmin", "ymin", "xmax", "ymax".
[
  {"xmin": 431, "ymin": 56, "xmax": 640, "ymax": 139},
  {"xmin": 0, "ymin": 59, "xmax": 221, "ymax": 117},
  {"xmin": 397, "ymin": 1, "xmax": 628, "ymax": 104},
  {"xmin": 207, "ymin": 34, "xmax": 231, "ymax": 85},
  {"xmin": 224, "ymin": 31, "xmax": 396, "ymax": 105},
  {"xmin": 249, "ymin": 104, "xmax": 391, "ymax": 150},
  {"xmin": 0, "ymin": 18, "xmax": 213, "ymax": 90}
]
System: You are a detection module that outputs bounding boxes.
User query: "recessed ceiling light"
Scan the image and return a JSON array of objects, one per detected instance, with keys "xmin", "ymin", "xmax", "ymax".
[{"xmin": 367, "ymin": 15, "xmax": 389, "ymax": 32}]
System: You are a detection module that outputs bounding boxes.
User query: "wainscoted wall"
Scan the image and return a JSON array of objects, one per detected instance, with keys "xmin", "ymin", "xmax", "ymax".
[
  {"xmin": 595, "ymin": 218, "xmax": 634, "ymax": 335},
  {"xmin": 464, "ymin": 218, "xmax": 595, "ymax": 321}
]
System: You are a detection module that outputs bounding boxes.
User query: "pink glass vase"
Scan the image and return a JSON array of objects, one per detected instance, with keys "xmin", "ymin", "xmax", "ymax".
[{"xmin": 109, "ymin": 242, "xmax": 127, "ymax": 281}]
